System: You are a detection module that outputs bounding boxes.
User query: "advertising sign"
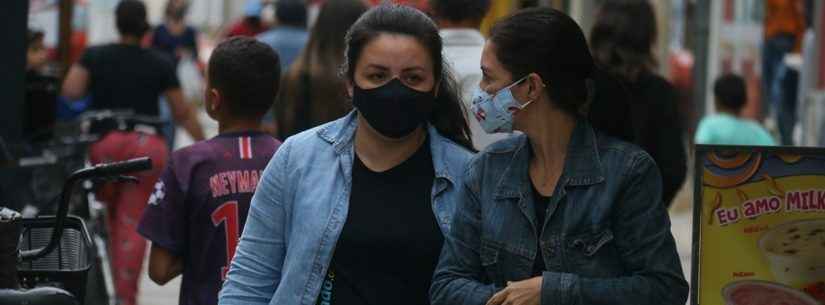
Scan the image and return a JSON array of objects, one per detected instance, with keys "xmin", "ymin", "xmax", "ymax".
[{"xmin": 693, "ymin": 145, "xmax": 825, "ymax": 305}]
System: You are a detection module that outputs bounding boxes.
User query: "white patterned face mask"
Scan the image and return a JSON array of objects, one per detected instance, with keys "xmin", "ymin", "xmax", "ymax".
[{"xmin": 470, "ymin": 75, "xmax": 533, "ymax": 134}]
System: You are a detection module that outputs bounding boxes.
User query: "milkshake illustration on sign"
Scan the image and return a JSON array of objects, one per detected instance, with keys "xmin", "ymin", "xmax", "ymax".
[
  {"xmin": 758, "ymin": 219, "xmax": 825, "ymax": 303},
  {"xmin": 723, "ymin": 280, "xmax": 820, "ymax": 305}
]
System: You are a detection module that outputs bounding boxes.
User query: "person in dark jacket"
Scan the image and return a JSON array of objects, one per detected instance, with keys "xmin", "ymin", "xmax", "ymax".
[
  {"xmin": 274, "ymin": 0, "xmax": 367, "ymax": 140},
  {"xmin": 24, "ymin": 29, "xmax": 58, "ymax": 141},
  {"xmin": 589, "ymin": 0, "xmax": 687, "ymax": 208}
]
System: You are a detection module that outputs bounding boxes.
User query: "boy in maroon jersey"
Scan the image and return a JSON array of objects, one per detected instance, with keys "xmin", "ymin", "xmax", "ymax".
[{"xmin": 137, "ymin": 37, "xmax": 281, "ymax": 305}]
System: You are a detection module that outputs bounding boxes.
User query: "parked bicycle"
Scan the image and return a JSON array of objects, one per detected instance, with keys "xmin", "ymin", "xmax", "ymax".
[{"xmin": 0, "ymin": 157, "xmax": 152, "ymax": 305}]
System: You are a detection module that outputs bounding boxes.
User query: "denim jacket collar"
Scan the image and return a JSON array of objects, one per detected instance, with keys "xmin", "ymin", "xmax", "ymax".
[
  {"xmin": 316, "ymin": 110, "xmax": 461, "ymax": 193},
  {"xmin": 493, "ymin": 119, "xmax": 605, "ymax": 200}
]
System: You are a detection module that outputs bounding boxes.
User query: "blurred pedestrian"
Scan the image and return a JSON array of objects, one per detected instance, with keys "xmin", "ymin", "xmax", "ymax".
[
  {"xmin": 797, "ymin": 2, "xmax": 819, "ymax": 145},
  {"xmin": 138, "ymin": 37, "xmax": 282, "ymax": 305},
  {"xmin": 430, "ymin": 7, "xmax": 688, "ymax": 305},
  {"xmin": 26, "ymin": 30, "xmax": 48, "ymax": 73},
  {"xmin": 256, "ymin": 0, "xmax": 309, "ymax": 71},
  {"xmin": 151, "ymin": 0, "xmax": 201, "ymax": 149},
  {"xmin": 225, "ymin": 0, "xmax": 269, "ymax": 38},
  {"xmin": 274, "ymin": 0, "xmax": 368, "ymax": 140},
  {"xmin": 151, "ymin": 0, "xmax": 198, "ymax": 65},
  {"xmin": 60, "ymin": 1, "xmax": 204, "ymax": 304},
  {"xmin": 24, "ymin": 29, "xmax": 58, "ymax": 141},
  {"xmin": 696, "ymin": 74, "xmax": 776, "ymax": 146},
  {"xmin": 62, "ymin": 0, "xmax": 203, "ymax": 140},
  {"xmin": 774, "ymin": 0, "xmax": 813, "ymax": 145},
  {"xmin": 219, "ymin": 5, "xmax": 473, "ymax": 305},
  {"xmin": 589, "ymin": 0, "xmax": 686, "ymax": 208},
  {"xmin": 762, "ymin": 0, "xmax": 805, "ymax": 117},
  {"xmin": 430, "ymin": 0, "xmax": 502, "ymax": 150}
]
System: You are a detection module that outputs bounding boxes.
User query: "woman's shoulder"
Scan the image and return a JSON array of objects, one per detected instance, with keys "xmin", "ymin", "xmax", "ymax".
[
  {"xmin": 153, "ymin": 24, "xmax": 170, "ymax": 34},
  {"xmin": 479, "ymin": 134, "xmax": 525, "ymax": 155},
  {"xmin": 463, "ymin": 135, "xmax": 526, "ymax": 178},
  {"xmin": 635, "ymin": 72, "xmax": 677, "ymax": 99},
  {"xmin": 185, "ymin": 26, "xmax": 198, "ymax": 36},
  {"xmin": 594, "ymin": 132, "xmax": 657, "ymax": 176},
  {"xmin": 427, "ymin": 128, "xmax": 475, "ymax": 180},
  {"xmin": 276, "ymin": 117, "xmax": 350, "ymax": 159},
  {"xmin": 432, "ymin": 134, "xmax": 473, "ymax": 160},
  {"xmin": 287, "ymin": 123, "xmax": 336, "ymax": 144},
  {"xmin": 637, "ymin": 71, "xmax": 674, "ymax": 87}
]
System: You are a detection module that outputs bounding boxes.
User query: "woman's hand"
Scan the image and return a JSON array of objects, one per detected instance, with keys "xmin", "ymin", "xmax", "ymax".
[{"xmin": 485, "ymin": 276, "xmax": 542, "ymax": 305}]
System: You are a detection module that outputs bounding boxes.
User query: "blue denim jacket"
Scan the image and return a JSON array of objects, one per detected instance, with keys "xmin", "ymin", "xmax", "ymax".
[
  {"xmin": 430, "ymin": 120, "xmax": 688, "ymax": 305},
  {"xmin": 218, "ymin": 111, "xmax": 472, "ymax": 305}
]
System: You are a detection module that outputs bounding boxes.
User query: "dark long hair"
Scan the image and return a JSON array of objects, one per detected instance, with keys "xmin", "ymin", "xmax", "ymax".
[
  {"xmin": 275, "ymin": 0, "xmax": 367, "ymax": 140},
  {"xmin": 343, "ymin": 4, "xmax": 475, "ymax": 151},
  {"xmin": 588, "ymin": 0, "xmax": 666, "ymax": 143},
  {"xmin": 488, "ymin": 7, "xmax": 595, "ymax": 116},
  {"xmin": 589, "ymin": 0, "xmax": 658, "ymax": 82}
]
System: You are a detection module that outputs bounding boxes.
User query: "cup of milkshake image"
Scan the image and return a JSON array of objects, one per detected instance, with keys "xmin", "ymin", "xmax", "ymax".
[
  {"xmin": 722, "ymin": 280, "xmax": 821, "ymax": 305},
  {"xmin": 758, "ymin": 219, "xmax": 825, "ymax": 287}
]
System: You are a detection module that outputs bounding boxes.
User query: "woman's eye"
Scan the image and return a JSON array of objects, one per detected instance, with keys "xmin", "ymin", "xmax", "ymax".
[
  {"xmin": 405, "ymin": 75, "xmax": 423, "ymax": 84},
  {"xmin": 368, "ymin": 74, "xmax": 386, "ymax": 81}
]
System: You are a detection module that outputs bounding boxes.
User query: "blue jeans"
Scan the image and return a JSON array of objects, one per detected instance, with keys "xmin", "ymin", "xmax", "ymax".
[
  {"xmin": 762, "ymin": 33, "xmax": 796, "ymax": 116},
  {"xmin": 158, "ymin": 98, "xmax": 176, "ymax": 150},
  {"xmin": 777, "ymin": 65, "xmax": 799, "ymax": 145}
]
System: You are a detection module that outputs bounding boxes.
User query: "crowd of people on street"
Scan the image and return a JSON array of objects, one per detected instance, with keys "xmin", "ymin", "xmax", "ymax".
[{"xmin": 17, "ymin": 0, "xmax": 809, "ymax": 305}]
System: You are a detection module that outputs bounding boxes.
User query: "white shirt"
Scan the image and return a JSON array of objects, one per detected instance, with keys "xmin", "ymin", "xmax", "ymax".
[{"xmin": 441, "ymin": 29, "xmax": 510, "ymax": 150}]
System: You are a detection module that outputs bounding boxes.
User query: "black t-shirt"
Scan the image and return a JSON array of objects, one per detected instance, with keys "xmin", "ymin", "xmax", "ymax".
[
  {"xmin": 532, "ymin": 184, "xmax": 551, "ymax": 276},
  {"xmin": 318, "ymin": 138, "xmax": 441, "ymax": 305},
  {"xmin": 151, "ymin": 24, "xmax": 199, "ymax": 65},
  {"xmin": 24, "ymin": 70, "xmax": 58, "ymax": 139},
  {"xmin": 80, "ymin": 44, "xmax": 180, "ymax": 116}
]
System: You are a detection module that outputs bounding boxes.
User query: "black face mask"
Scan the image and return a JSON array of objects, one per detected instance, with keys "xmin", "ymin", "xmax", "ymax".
[{"xmin": 353, "ymin": 78, "xmax": 435, "ymax": 139}]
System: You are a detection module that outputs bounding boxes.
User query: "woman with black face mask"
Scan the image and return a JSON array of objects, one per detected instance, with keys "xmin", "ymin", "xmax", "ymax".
[{"xmin": 219, "ymin": 4, "xmax": 474, "ymax": 305}]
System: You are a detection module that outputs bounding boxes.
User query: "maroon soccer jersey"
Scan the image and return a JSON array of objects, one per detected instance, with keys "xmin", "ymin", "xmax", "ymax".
[{"xmin": 138, "ymin": 131, "xmax": 280, "ymax": 305}]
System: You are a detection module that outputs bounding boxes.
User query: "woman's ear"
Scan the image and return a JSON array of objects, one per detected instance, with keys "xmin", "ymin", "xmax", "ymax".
[
  {"xmin": 346, "ymin": 79, "xmax": 354, "ymax": 98},
  {"xmin": 527, "ymin": 73, "xmax": 546, "ymax": 101}
]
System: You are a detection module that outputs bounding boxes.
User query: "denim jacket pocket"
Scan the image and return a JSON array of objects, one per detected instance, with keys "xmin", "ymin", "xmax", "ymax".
[
  {"xmin": 481, "ymin": 237, "xmax": 536, "ymax": 286},
  {"xmin": 480, "ymin": 238, "xmax": 503, "ymax": 286},
  {"xmin": 567, "ymin": 229, "xmax": 621, "ymax": 276},
  {"xmin": 570, "ymin": 229, "xmax": 614, "ymax": 256}
]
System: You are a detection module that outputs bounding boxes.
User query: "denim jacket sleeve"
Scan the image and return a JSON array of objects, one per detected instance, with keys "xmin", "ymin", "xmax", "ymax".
[
  {"xmin": 218, "ymin": 141, "xmax": 292, "ymax": 305},
  {"xmin": 430, "ymin": 165, "xmax": 499, "ymax": 305},
  {"xmin": 539, "ymin": 152, "xmax": 689, "ymax": 305}
]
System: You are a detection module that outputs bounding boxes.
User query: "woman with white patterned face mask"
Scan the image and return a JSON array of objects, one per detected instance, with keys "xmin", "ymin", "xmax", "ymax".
[{"xmin": 431, "ymin": 7, "xmax": 688, "ymax": 305}]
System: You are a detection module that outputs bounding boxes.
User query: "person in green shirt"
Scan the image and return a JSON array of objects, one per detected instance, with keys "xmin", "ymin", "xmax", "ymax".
[{"xmin": 695, "ymin": 73, "xmax": 777, "ymax": 146}]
